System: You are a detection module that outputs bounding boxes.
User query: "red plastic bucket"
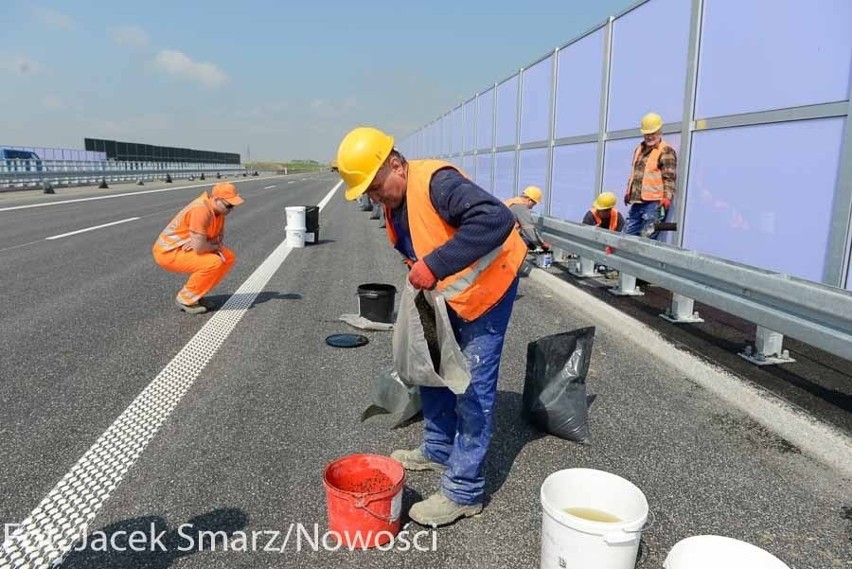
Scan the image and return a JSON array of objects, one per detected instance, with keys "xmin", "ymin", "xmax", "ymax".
[{"xmin": 323, "ymin": 454, "xmax": 406, "ymax": 548}]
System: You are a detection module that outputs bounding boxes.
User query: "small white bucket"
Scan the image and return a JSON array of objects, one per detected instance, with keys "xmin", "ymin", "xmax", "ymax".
[
  {"xmin": 536, "ymin": 252, "xmax": 553, "ymax": 268},
  {"xmin": 285, "ymin": 228, "xmax": 306, "ymax": 248},
  {"xmin": 664, "ymin": 535, "xmax": 791, "ymax": 569},
  {"xmin": 285, "ymin": 206, "xmax": 307, "ymax": 231},
  {"xmin": 540, "ymin": 468, "xmax": 649, "ymax": 569}
]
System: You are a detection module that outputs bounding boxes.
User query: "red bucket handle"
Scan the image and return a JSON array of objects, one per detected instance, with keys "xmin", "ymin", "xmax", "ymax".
[{"xmin": 354, "ymin": 494, "xmax": 397, "ymax": 523}]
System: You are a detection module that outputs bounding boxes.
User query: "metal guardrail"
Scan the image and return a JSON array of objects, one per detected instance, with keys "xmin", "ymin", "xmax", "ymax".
[
  {"xmin": 0, "ymin": 159, "xmax": 245, "ymax": 189},
  {"xmin": 537, "ymin": 215, "xmax": 852, "ymax": 362}
]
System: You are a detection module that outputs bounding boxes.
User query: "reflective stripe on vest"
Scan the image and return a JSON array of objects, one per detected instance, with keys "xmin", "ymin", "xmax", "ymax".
[
  {"xmin": 384, "ymin": 160, "xmax": 527, "ymax": 321},
  {"xmin": 590, "ymin": 207, "xmax": 620, "ymax": 231},
  {"xmin": 630, "ymin": 140, "xmax": 670, "ymax": 202},
  {"xmin": 154, "ymin": 192, "xmax": 221, "ymax": 252}
]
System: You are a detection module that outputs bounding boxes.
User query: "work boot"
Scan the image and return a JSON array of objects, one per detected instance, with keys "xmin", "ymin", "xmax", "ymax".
[
  {"xmin": 408, "ymin": 492, "xmax": 482, "ymax": 527},
  {"xmin": 390, "ymin": 448, "xmax": 446, "ymax": 472},
  {"xmin": 198, "ymin": 297, "xmax": 217, "ymax": 311},
  {"xmin": 175, "ymin": 299, "xmax": 208, "ymax": 314}
]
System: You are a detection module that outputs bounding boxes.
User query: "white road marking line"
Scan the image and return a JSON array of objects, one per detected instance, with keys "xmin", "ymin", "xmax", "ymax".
[
  {"xmin": 0, "ymin": 176, "xmax": 280, "ymax": 213},
  {"xmin": 264, "ymin": 185, "xmax": 276, "ymax": 189},
  {"xmin": 45, "ymin": 217, "xmax": 140, "ymax": 240},
  {"xmin": 317, "ymin": 180, "xmax": 340, "ymax": 210},
  {"xmin": 0, "ymin": 181, "xmax": 342, "ymax": 569}
]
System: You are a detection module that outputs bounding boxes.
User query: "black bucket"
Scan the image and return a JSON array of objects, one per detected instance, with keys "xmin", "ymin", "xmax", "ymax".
[
  {"xmin": 357, "ymin": 283, "xmax": 397, "ymax": 323},
  {"xmin": 303, "ymin": 205, "xmax": 320, "ymax": 244}
]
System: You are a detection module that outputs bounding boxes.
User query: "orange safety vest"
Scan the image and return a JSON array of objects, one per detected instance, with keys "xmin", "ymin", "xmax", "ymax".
[
  {"xmin": 503, "ymin": 196, "xmax": 528, "ymax": 230},
  {"xmin": 153, "ymin": 192, "xmax": 223, "ymax": 253},
  {"xmin": 629, "ymin": 140, "xmax": 671, "ymax": 202},
  {"xmin": 590, "ymin": 207, "xmax": 620, "ymax": 231},
  {"xmin": 384, "ymin": 160, "xmax": 527, "ymax": 321}
]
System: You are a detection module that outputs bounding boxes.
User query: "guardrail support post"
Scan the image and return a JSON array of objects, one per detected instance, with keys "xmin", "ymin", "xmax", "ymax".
[
  {"xmin": 739, "ymin": 326, "xmax": 796, "ymax": 366},
  {"xmin": 608, "ymin": 273, "xmax": 644, "ymax": 296},
  {"xmin": 551, "ymin": 247, "xmax": 573, "ymax": 263},
  {"xmin": 660, "ymin": 293, "xmax": 704, "ymax": 323},
  {"xmin": 568, "ymin": 257, "xmax": 597, "ymax": 278}
]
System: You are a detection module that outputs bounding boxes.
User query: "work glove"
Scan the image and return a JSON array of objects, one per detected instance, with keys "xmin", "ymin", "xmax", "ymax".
[
  {"xmin": 541, "ymin": 241, "xmax": 551, "ymax": 251},
  {"xmin": 659, "ymin": 197, "xmax": 671, "ymax": 210},
  {"xmin": 408, "ymin": 259, "xmax": 438, "ymax": 290},
  {"xmin": 623, "ymin": 193, "xmax": 630, "ymax": 206}
]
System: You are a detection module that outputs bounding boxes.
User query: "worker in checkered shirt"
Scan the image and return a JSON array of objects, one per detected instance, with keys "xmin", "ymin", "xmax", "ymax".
[{"xmin": 624, "ymin": 112, "xmax": 677, "ymax": 239}]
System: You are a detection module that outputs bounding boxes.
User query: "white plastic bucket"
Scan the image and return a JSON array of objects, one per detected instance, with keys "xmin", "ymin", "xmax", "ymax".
[
  {"xmin": 540, "ymin": 468, "xmax": 649, "ymax": 569},
  {"xmin": 664, "ymin": 536, "xmax": 791, "ymax": 569},
  {"xmin": 285, "ymin": 228, "xmax": 306, "ymax": 248},
  {"xmin": 285, "ymin": 206, "xmax": 307, "ymax": 230}
]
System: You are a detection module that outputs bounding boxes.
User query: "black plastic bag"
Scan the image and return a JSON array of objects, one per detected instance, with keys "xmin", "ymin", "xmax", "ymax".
[{"xmin": 522, "ymin": 327, "xmax": 595, "ymax": 444}]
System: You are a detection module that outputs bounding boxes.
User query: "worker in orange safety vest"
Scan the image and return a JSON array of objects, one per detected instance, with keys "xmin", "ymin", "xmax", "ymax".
[
  {"xmin": 583, "ymin": 192, "xmax": 625, "ymax": 232},
  {"xmin": 152, "ymin": 182, "xmax": 244, "ymax": 314},
  {"xmin": 503, "ymin": 186, "xmax": 550, "ymax": 251},
  {"xmin": 336, "ymin": 126, "xmax": 525, "ymax": 528},
  {"xmin": 624, "ymin": 112, "xmax": 677, "ymax": 239}
]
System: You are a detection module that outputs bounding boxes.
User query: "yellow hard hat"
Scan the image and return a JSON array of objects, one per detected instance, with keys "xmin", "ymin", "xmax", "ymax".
[
  {"xmin": 522, "ymin": 185, "xmax": 543, "ymax": 204},
  {"xmin": 640, "ymin": 112, "xmax": 663, "ymax": 134},
  {"xmin": 593, "ymin": 192, "xmax": 617, "ymax": 210},
  {"xmin": 336, "ymin": 126, "xmax": 395, "ymax": 201}
]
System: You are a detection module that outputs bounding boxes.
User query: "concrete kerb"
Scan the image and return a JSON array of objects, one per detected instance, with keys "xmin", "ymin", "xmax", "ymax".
[{"xmin": 529, "ymin": 268, "xmax": 852, "ymax": 480}]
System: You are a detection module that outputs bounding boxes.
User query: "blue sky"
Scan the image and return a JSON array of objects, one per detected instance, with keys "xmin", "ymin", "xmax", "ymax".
[{"xmin": 2, "ymin": 0, "xmax": 635, "ymax": 162}]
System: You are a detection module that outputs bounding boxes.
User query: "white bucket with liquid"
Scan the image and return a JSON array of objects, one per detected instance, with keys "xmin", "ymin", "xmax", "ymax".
[
  {"xmin": 285, "ymin": 206, "xmax": 307, "ymax": 231},
  {"xmin": 664, "ymin": 535, "xmax": 790, "ymax": 569},
  {"xmin": 285, "ymin": 228, "xmax": 306, "ymax": 248},
  {"xmin": 540, "ymin": 468, "xmax": 649, "ymax": 569}
]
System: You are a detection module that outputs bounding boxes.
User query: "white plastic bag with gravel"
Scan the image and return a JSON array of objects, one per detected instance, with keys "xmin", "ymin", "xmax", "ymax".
[{"xmin": 392, "ymin": 282, "xmax": 471, "ymax": 395}]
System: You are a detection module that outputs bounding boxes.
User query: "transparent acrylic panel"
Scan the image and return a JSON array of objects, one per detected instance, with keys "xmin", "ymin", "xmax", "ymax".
[
  {"xmin": 520, "ymin": 56, "xmax": 553, "ymax": 144},
  {"xmin": 463, "ymin": 98, "xmax": 476, "ymax": 152},
  {"xmin": 461, "ymin": 155, "xmax": 474, "ymax": 178},
  {"xmin": 429, "ymin": 120, "xmax": 443, "ymax": 158},
  {"xmin": 602, "ymin": 133, "xmax": 680, "ymax": 195},
  {"xmin": 556, "ymin": 28, "xmax": 605, "ymax": 138},
  {"xmin": 608, "ymin": 0, "xmax": 691, "ymax": 131},
  {"xmin": 494, "ymin": 150, "xmax": 516, "ymax": 201},
  {"xmin": 477, "ymin": 88, "xmax": 495, "ymax": 150},
  {"xmin": 475, "ymin": 154, "xmax": 493, "ymax": 193},
  {"xmin": 683, "ymin": 118, "xmax": 845, "ymax": 282},
  {"xmin": 847, "ymin": 257, "xmax": 851, "ymax": 291},
  {"xmin": 519, "ymin": 148, "xmax": 549, "ymax": 211},
  {"xmin": 697, "ymin": 0, "xmax": 852, "ymax": 117},
  {"xmin": 452, "ymin": 107, "xmax": 463, "ymax": 155},
  {"xmin": 551, "ymin": 142, "xmax": 598, "ymax": 222},
  {"xmin": 442, "ymin": 115, "xmax": 451, "ymax": 156},
  {"xmin": 496, "ymin": 76, "xmax": 519, "ymax": 148}
]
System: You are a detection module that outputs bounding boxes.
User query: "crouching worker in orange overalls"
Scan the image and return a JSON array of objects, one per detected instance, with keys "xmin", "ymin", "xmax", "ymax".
[{"xmin": 152, "ymin": 182, "xmax": 244, "ymax": 314}]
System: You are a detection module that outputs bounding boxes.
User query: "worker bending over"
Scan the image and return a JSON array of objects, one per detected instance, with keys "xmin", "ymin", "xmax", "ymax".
[{"xmin": 337, "ymin": 126, "xmax": 525, "ymax": 527}]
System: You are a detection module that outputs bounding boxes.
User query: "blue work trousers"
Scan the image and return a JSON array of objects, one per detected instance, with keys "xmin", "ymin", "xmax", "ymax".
[
  {"xmin": 625, "ymin": 201, "xmax": 666, "ymax": 239},
  {"xmin": 419, "ymin": 277, "xmax": 519, "ymax": 505}
]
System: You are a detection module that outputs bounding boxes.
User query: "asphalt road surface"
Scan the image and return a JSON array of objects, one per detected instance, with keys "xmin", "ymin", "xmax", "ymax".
[{"xmin": 0, "ymin": 174, "xmax": 849, "ymax": 568}]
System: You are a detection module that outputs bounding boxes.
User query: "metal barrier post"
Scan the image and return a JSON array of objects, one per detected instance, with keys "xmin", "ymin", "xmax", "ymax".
[
  {"xmin": 609, "ymin": 273, "xmax": 644, "ymax": 297},
  {"xmin": 568, "ymin": 257, "xmax": 597, "ymax": 278},
  {"xmin": 739, "ymin": 326, "xmax": 795, "ymax": 366},
  {"xmin": 660, "ymin": 293, "xmax": 704, "ymax": 324}
]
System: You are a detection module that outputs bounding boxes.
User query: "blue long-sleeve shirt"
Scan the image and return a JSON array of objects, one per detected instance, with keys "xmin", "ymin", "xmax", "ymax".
[{"xmin": 390, "ymin": 166, "xmax": 516, "ymax": 280}]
